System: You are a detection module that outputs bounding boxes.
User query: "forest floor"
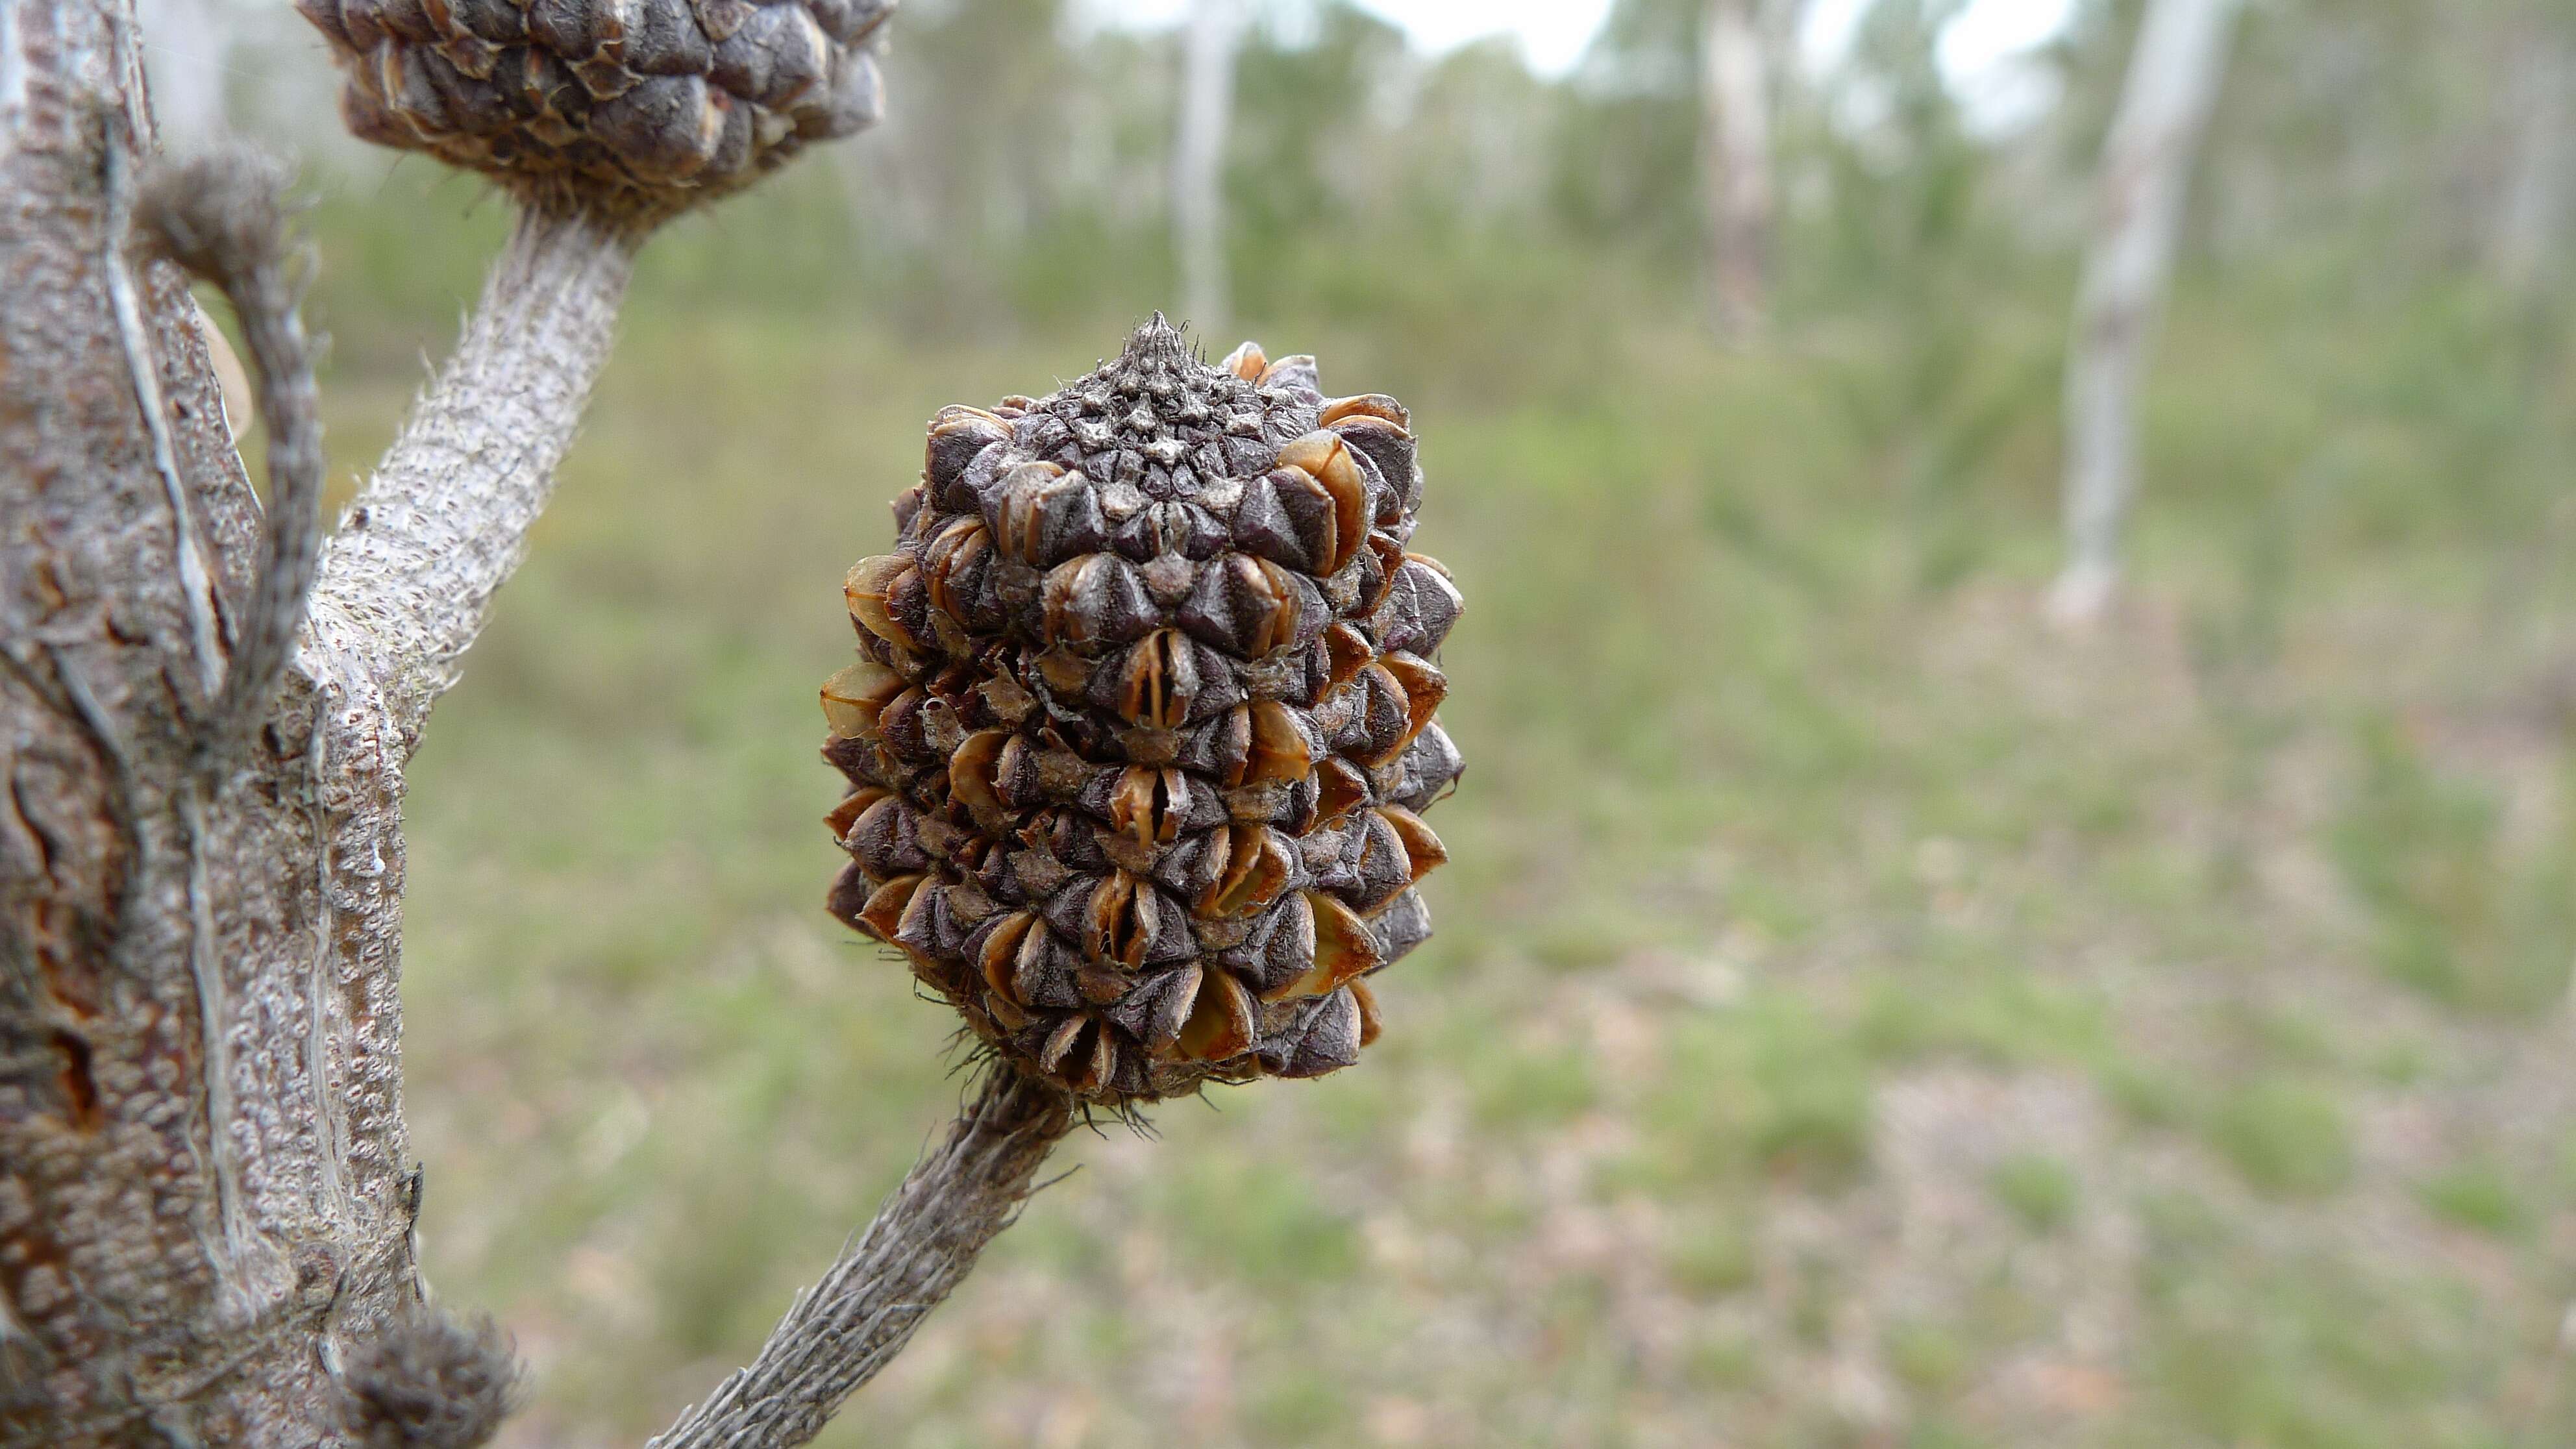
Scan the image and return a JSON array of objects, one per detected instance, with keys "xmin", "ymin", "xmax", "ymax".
[{"xmin": 308, "ymin": 281, "xmax": 2576, "ymax": 1448}]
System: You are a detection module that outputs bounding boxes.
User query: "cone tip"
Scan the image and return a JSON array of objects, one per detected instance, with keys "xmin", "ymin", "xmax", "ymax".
[{"xmin": 1123, "ymin": 312, "xmax": 1197, "ymax": 369}]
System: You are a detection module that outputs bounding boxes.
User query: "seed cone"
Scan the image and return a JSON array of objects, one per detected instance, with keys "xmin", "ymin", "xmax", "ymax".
[
  {"xmin": 824, "ymin": 318, "xmax": 1464, "ymax": 1103},
  {"xmin": 293, "ymin": 0, "xmax": 893, "ymax": 221}
]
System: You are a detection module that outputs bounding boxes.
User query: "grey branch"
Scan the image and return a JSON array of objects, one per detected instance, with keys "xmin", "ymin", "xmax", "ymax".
[
  {"xmin": 303, "ymin": 204, "xmax": 639, "ymax": 750},
  {"xmin": 648, "ymin": 1064, "xmax": 1077, "ymax": 1449},
  {"xmin": 5, "ymin": 0, "xmax": 1024, "ymax": 1442}
]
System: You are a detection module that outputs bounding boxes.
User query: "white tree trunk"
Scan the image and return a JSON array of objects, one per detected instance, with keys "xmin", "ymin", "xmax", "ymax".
[
  {"xmin": 2050, "ymin": 0, "xmax": 2244, "ymax": 625},
  {"xmin": 1701, "ymin": 0, "xmax": 1772, "ymax": 343},
  {"xmin": 2490, "ymin": 30, "xmax": 2571, "ymax": 293},
  {"xmin": 1174, "ymin": 0, "xmax": 1239, "ymax": 341},
  {"xmin": 134, "ymin": 0, "xmax": 228, "ymax": 147}
]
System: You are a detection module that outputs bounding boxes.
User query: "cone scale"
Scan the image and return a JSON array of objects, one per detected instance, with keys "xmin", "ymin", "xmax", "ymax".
[{"xmin": 824, "ymin": 319, "xmax": 1463, "ymax": 1102}]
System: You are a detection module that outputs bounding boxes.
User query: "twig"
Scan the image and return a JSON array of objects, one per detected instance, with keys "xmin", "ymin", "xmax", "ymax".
[
  {"xmin": 101, "ymin": 125, "xmax": 225, "ymax": 704},
  {"xmin": 132, "ymin": 147, "xmax": 327, "ymax": 779},
  {"xmin": 647, "ymin": 1063, "xmax": 1076, "ymax": 1449}
]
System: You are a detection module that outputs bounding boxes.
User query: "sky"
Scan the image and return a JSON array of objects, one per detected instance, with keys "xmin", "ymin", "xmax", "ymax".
[{"xmin": 1088, "ymin": 0, "xmax": 2081, "ymax": 82}]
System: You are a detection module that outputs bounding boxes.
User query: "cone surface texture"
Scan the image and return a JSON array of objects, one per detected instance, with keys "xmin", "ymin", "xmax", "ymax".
[
  {"xmin": 294, "ymin": 0, "xmax": 893, "ymax": 217},
  {"xmin": 823, "ymin": 320, "xmax": 1464, "ymax": 1102}
]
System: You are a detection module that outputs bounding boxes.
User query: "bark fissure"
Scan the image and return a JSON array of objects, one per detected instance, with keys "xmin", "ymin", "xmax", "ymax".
[
  {"xmin": 302, "ymin": 713, "xmax": 347, "ymax": 1229},
  {"xmin": 40, "ymin": 643, "xmax": 144, "ymax": 932}
]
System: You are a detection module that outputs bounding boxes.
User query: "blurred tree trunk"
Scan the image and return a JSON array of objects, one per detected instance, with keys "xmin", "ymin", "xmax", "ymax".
[
  {"xmin": 1701, "ymin": 0, "xmax": 1772, "ymax": 344},
  {"xmin": 133, "ymin": 0, "xmax": 229, "ymax": 147},
  {"xmin": 1175, "ymin": 0, "xmax": 1240, "ymax": 340},
  {"xmin": 2490, "ymin": 26, "xmax": 2571, "ymax": 293},
  {"xmin": 2051, "ymin": 0, "xmax": 2244, "ymax": 625}
]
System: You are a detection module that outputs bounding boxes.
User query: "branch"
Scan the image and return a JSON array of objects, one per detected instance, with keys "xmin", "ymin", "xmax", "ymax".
[
  {"xmin": 303, "ymin": 206, "xmax": 640, "ymax": 747},
  {"xmin": 101, "ymin": 124, "xmax": 227, "ymax": 704},
  {"xmin": 647, "ymin": 1063, "xmax": 1078, "ymax": 1449},
  {"xmin": 132, "ymin": 147, "xmax": 327, "ymax": 776}
]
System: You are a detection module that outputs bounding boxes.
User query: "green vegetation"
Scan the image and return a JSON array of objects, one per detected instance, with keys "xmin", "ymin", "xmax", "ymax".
[
  {"xmin": 253, "ymin": 4, "xmax": 2576, "ymax": 1444},
  {"xmin": 322, "ymin": 223, "xmax": 2573, "ymax": 1439},
  {"xmin": 2418, "ymin": 1159, "xmax": 2534, "ymax": 1240},
  {"xmin": 2332, "ymin": 719, "xmax": 2576, "ymax": 1014},
  {"xmin": 2207, "ymin": 1079, "xmax": 2355, "ymax": 1200},
  {"xmin": 1988, "ymin": 1154, "xmax": 2082, "ymax": 1234},
  {"xmin": 1665, "ymin": 1211, "xmax": 1761, "ymax": 1298}
]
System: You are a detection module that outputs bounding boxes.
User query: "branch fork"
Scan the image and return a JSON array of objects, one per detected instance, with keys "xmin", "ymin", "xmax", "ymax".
[{"xmin": 3, "ymin": 0, "xmax": 1069, "ymax": 1439}]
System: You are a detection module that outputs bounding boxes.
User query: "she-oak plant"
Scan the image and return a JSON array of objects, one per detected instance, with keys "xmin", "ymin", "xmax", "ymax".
[{"xmin": 0, "ymin": 0, "xmax": 1459, "ymax": 1443}]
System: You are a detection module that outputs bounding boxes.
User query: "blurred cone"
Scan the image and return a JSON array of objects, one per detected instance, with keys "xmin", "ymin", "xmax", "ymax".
[{"xmin": 293, "ymin": 0, "xmax": 896, "ymax": 221}]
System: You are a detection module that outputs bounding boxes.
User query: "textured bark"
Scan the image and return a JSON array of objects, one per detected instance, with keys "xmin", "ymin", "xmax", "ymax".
[
  {"xmin": 135, "ymin": 150, "xmax": 325, "ymax": 778},
  {"xmin": 648, "ymin": 1065, "xmax": 1074, "ymax": 1449},
  {"xmin": 0, "ymin": 3, "xmax": 328, "ymax": 1441},
  {"xmin": 2050, "ymin": 0, "xmax": 2243, "ymax": 626},
  {"xmin": 2, "ymin": 1, "xmax": 622, "ymax": 1442},
  {"xmin": 1174, "ymin": 0, "xmax": 1240, "ymax": 341},
  {"xmin": 1700, "ymin": 0, "xmax": 1772, "ymax": 345},
  {"xmin": 2, "ymin": 1, "xmax": 1089, "ymax": 1444}
]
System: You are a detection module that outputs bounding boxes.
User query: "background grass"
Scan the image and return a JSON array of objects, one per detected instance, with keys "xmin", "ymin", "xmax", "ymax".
[{"xmin": 264, "ymin": 156, "xmax": 2576, "ymax": 1448}]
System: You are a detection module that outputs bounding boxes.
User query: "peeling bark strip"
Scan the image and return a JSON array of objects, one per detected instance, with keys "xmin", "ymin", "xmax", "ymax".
[
  {"xmin": 5, "ymin": 0, "xmax": 1108, "ymax": 1443},
  {"xmin": 2050, "ymin": 0, "xmax": 2244, "ymax": 625},
  {"xmin": 132, "ymin": 149, "xmax": 327, "ymax": 780}
]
